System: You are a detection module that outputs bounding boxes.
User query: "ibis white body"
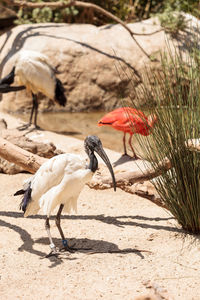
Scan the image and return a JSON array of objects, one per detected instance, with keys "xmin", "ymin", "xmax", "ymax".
[
  {"xmin": 15, "ymin": 50, "xmax": 56, "ymax": 99},
  {"xmin": 16, "ymin": 135, "xmax": 116, "ymax": 256},
  {"xmin": 24, "ymin": 153, "xmax": 92, "ymax": 218}
]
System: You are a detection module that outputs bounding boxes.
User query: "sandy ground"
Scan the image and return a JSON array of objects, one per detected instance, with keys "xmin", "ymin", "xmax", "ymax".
[{"xmin": 0, "ymin": 113, "xmax": 200, "ymax": 300}]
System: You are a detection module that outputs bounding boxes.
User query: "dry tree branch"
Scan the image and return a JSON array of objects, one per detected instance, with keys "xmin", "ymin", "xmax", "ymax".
[
  {"xmin": 0, "ymin": 136, "xmax": 47, "ymax": 173},
  {"xmin": 2, "ymin": 0, "xmax": 163, "ymax": 60},
  {"xmin": 88, "ymin": 157, "xmax": 171, "ymax": 190}
]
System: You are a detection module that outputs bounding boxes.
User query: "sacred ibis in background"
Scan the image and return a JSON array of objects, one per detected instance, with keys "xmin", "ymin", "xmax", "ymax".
[
  {"xmin": 15, "ymin": 135, "xmax": 116, "ymax": 257},
  {"xmin": 0, "ymin": 49, "xmax": 67, "ymax": 130},
  {"xmin": 98, "ymin": 107, "xmax": 157, "ymax": 158}
]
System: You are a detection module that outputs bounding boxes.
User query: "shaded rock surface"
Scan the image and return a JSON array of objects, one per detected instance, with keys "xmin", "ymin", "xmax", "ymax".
[
  {"xmin": 0, "ymin": 18, "xmax": 166, "ymax": 113},
  {"xmin": 0, "ymin": 14, "xmax": 198, "ymax": 114}
]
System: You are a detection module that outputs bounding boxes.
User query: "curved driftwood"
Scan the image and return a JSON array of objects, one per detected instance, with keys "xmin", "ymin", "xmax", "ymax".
[
  {"xmin": 0, "ymin": 136, "xmax": 47, "ymax": 174},
  {"xmin": 88, "ymin": 157, "xmax": 171, "ymax": 190},
  {"xmin": 0, "ymin": 121, "xmax": 63, "ymax": 174}
]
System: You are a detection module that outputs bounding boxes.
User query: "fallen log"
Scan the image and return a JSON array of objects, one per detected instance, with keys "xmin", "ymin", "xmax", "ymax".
[
  {"xmin": 0, "ymin": 120, "xmax": 63, "ymax": 174},
  {"xmin": 0, "ymin": 136, "xmax": 47, "ymax": 174},
  {"xmin": 88, "ymin": 157, "xmax": 171, "ymax": 190}
]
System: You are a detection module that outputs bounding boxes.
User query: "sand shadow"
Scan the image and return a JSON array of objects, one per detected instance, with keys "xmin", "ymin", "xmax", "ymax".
[
  {"xmin": 113, "ymin": 154, "xmax": 137, "ymax": 167},
  {"xmin": 0, "ymin": 218, "xmax": 45, "ymax": 257},
  {"xmin": 0, "ymin": 211, "xmax": 151, "ymax": 268},
  {"xmin": 35, "ymin": 236, "xmax": 147, "ymax": 258},
  {"xmin": 0, "ymin": 210, "xmax": 182, "ymax": 233}
]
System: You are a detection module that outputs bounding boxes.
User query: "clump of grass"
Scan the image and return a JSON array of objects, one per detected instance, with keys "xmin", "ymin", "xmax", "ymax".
[
  {"xmin": 133, "ymin": 43, "xmax": 200, "ymax": 233},
  {"xmin": 156, "ymin": 5, "xmax": 187, "ymax": 36}
]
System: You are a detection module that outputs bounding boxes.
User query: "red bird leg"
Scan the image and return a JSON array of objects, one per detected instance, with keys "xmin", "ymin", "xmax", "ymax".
[
  {"xmin": 123, "ymin": 132, "xmax": 127, "ymax": 155},
  {"xmin": 128, "ymin": 134, "xmax": 138, "ymax": 159}
]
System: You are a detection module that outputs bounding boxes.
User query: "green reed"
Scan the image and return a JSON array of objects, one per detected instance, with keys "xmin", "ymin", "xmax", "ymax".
[{"xmin": 133, "ymin": 43, "xmax": 200, "ymax": 233}]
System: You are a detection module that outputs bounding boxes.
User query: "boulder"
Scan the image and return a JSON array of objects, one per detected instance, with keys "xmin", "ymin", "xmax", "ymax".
[{"xmin": 0, "ymin": 15, "xmax": 196, "ymax": 113}]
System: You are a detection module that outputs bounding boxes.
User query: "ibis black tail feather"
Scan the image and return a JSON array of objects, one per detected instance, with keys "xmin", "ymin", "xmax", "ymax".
[
  {"xmin": 55, "ymin": 78, "xmax": 67, "ymax": 106},
  {"xmin": 14, "ymin": 189, "xmax": 25, "ymax": 196},
  {"xmin": 0, "ymin": 67, "xmax": 15, "ymax": 85},
  {"xmin": 19, "ymin": 183, "xmax": 32, "ymax": 213}
]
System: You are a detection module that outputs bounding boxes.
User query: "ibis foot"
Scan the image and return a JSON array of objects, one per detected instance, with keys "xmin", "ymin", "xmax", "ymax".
[
  {"xmin": 17, "ymin": 123, "xmax": 42, "ymax": 131},
  {"xmin": 133, "ymin": 156, "xmax": 140, "ymax": 160},
  {"xmin": 133, "ymin": 154, "xmax": 142, "ymax": 160},
  {"xmin": 59, "ymin": 239, "xmax": 77, "ymax": 253},
  {"xmin": 26, "ymin": 124, "xmax": 42, "ymax": 133},
  {"xmin": 60, "ymin": 240, "xmax": 93, "ymax": 253},
  {"xmin": 17, "ymin": 123, "xmax": 31, "ymax": 131},
  {"xmin": 45, "ymin": 250, "xmax": 59, "ymax": 258},
  {"xmin": 45, "ymin": 243, "xmax": 59, "ymax": 258},
  {"xmin": 122, "ymin": 153, "xmax": 128, "ymax": 156}
]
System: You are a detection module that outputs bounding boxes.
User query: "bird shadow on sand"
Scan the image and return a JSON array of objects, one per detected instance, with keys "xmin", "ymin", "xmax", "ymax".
[
  {"xmin": 51, "ymin": 130, "xmax": 81, "ymax": 136},
  {"xmin": 0, "ymin": 211, "xmax": 152, "ymax": 268},
  {"xmin": 35, "ymin": 236, "xmax": 148, "ymax": 259},
  {"xmin": 19, "ymin": 124, "xmax": 81, "ymax": 136},
  {"xmin": 112, "ymin": 154, "xmax": 138, "ymax": 167},
  {"xmin": 0, "ymin": 211, "xmax": 179, "ymax": 233},
  {"xmin": 0, "ymin": 218, "xmax": 46, "ymax": 257}
]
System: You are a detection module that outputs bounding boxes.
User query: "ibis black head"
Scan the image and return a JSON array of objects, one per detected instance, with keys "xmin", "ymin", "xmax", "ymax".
[{"xmin": 84, "ymin": 135, "xmax": 116, "ymax": 191}]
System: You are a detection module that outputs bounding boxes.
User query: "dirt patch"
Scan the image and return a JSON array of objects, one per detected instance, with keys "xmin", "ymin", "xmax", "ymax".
[{"xmin": 0, "ymin": 113, "xmax": 199, "ymax": 300}]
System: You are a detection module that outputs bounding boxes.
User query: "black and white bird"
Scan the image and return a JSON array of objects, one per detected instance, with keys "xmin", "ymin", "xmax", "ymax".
[
  {"xmin": 0, "ymin": 49, "xmax": 67, "ymax": 130},
  {"xmin": 15, "ymin": 135, "xmax": 116, "ymax": 256}
]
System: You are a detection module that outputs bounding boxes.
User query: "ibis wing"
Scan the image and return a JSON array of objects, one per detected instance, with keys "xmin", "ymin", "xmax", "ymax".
[
  {"xmin": 15, "ymin": 50, "xmax": 56, "ymax": 99},
  {"xmin": 31, "ymin": 154, "xmax": 74, "ymax": 201},
  {"xmin": 39, "ymin": 166, "xmax": 91, "ymax": 215},
  {"xmin": 98, "ymin": 108, "xmax": 127, "ymax": 125},
  {"xmin": 24, "ymin": 153, "xmax": 87, "ymax": 216}
]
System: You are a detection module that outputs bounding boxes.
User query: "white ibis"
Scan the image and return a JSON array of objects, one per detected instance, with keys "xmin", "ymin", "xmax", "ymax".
[
  {"xmin": 15, "ymin": 135, "xmax": 116, "ymax": 257},
  {"xmin": 0, "ymin": 49, "xmax": 67, "ymax": 130}
]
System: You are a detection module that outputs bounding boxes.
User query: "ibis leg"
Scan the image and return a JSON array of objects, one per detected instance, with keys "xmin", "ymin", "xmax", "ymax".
[
  {"xmin": 28, "ymin": 94, "xmax": 35, "ymax": 126},
  {"xmin": 32, "ymin": 93, "xmax": 40, "ymax": 129},
  {"xmin": 45, "ymin": 217, "xmax": 58, "ymax": 257},
  {"xmin": 55, "ymin": 204, "xmax": 75, "ymax": 252},
  {"xmin": 128, "ymin": 134, "xmax": 139, "ymax": 159},
  {"xmin": 18, "ymin": 93, "xmax": 40, "ymax": 130},
  {"xmin": 123, "ymin": 132, "xmax": 127, "ymax": 155}
]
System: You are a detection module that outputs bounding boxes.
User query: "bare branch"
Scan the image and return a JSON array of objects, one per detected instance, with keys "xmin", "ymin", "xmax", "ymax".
[
  {"xmin": 88, "ymin": 157, "xmax": 171, "ymax": 190},
  {"xmin": 0, "ymin": 136, "xmax": 47, "ymax": 174}
]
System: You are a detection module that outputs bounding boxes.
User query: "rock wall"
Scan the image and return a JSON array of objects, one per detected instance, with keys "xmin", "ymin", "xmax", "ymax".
[{"xmin": 0, "ymin": 18, "xmax": 169, "ymax": 113}]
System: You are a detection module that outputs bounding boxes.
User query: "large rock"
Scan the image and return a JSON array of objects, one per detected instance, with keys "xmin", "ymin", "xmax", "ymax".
[{"xmin": 0, "ymin": 15, "xmax": 196, "ymax": 113}]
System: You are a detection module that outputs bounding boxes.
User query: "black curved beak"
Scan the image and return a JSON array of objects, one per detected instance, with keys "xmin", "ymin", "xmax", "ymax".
[{"xmin": 94, "ymin": 145, "xmax": 116, "ymax": 191}]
